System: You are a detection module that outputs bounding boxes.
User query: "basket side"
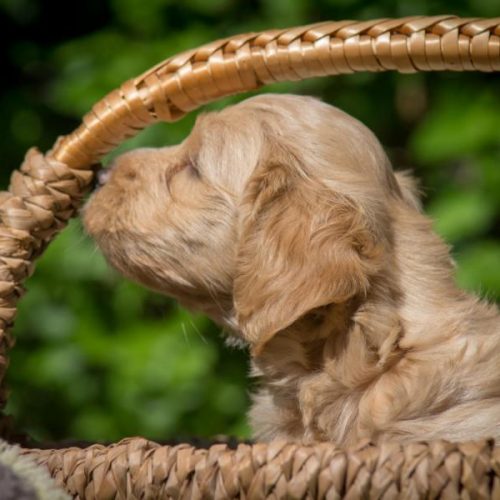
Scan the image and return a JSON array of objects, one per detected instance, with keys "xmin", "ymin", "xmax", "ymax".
[
  {"xmin": 0, "ymin": 15, "xmax": 498, "ymax": 421},
  {"xmin": 23, "ymin": 437, "xmax": 500, "ymax": 499}
]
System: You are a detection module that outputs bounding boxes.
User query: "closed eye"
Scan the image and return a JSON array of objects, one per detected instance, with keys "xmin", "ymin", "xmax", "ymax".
[
  {"xmin": 186, "ymin": 161, "xmax": 201, "ymax": 179},
  {"xmin": 165, "ymin": 160, "xmax": 201, "ymax": 196},
  {"xmin": 165, "ymin": 163, "xmax": 184, "ymax": 189}
]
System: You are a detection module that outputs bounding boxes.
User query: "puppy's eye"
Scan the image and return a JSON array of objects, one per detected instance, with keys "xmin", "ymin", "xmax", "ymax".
[
  {"xmin": 165, "ymin": 161, "xmax": 200, "ymax": 193},
  {"xmin": 185, "ymin": 161, "xmax": 200, "ymax": 179}
]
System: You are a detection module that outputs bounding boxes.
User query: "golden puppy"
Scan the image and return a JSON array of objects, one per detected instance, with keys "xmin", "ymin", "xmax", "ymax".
[{"xmin": 83, "ymin": 94, "xmax": 500, "ymax": 445}]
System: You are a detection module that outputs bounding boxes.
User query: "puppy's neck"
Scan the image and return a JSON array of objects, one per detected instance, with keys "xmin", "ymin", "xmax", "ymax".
[{"xmin": 390, "ymin": 206, "xmax": 497, "ymax": 349}]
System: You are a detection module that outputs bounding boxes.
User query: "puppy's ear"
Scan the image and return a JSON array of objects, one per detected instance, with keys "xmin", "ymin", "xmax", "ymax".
[{"xmin": 234, "ymin": 151, "xmax": 386, "ymax": 354}]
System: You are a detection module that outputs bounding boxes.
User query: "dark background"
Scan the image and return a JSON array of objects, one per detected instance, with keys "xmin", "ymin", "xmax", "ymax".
[{"xmin": 0, "ymin": 0, "xmax": 499, "ymax": 442}]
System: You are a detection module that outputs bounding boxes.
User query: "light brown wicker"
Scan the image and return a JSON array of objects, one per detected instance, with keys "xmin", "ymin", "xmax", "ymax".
[{"xmin": 0, "ymin": 15, "xmax": 499, "ymax": 499}]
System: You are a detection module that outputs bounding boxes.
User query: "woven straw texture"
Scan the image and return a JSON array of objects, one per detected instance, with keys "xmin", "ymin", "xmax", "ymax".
[
  {"xmin": 24, "ymin": 439, "xmax": 500, "ymax": 499},
  {"xmin": 0, "ymin": 15, "xmax": 499, "ymax": 498}
]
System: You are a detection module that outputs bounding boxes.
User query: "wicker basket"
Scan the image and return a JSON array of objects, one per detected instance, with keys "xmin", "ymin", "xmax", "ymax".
[{"xmin": 0, "ymin": 15, "xmax": 499, "ymax": 499}]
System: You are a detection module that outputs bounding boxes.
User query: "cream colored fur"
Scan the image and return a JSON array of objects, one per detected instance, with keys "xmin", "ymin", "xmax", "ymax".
[{"xmin": 83, "ymin": 94, "xmax": 500, "ymax": 446}]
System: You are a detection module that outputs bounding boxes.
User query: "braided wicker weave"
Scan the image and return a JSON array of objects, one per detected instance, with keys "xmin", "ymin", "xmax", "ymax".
[{"xmin": 0, "ymin": 15, "xmax": 499, "ymax": 498}]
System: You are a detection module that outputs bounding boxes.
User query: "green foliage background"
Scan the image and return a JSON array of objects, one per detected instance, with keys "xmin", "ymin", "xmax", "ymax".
[{"xmin": 0, "ymin": 0, "xmax": 498, "ymax": 443}]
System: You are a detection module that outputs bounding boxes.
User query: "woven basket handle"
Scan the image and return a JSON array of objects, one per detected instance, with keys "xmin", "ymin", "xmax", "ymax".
[{"xmin": 0, "ymin": 15, "xmax": 499, "ymax": 413}]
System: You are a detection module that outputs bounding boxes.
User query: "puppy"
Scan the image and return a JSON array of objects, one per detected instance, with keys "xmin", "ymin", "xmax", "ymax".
[{"xmin": 83, "ymin": 94, "xmax": 500, "ymax": 446}]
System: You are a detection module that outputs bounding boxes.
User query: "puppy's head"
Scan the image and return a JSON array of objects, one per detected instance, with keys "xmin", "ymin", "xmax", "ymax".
[{"xmin": 84, "ymin": 94, "xmax": 411, "ymax": 352}]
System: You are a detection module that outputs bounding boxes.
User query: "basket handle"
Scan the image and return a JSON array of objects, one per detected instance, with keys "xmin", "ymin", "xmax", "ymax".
[{"xmin": 0, "ymin": 15, "xmax": 499, "ymax": 414}]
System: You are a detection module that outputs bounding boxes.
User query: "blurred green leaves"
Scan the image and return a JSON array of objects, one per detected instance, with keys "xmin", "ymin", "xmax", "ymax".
[
  {"xmin": 48, "ymin": 30, "xmax": 213, "ymax": 117},
  {"xmin": 1, "ymin": 0, "xmax": 499, "ymax": 444},
  {"xmin": 456, "ymin": 241, "xmax": 500, "ymax": 300},
  {"xmin": 428, "ymin": 190, "xmax": 496, "ymax": 244},
  {"xmin": 411, "ymin": 79, "xmax": 500, "ymax": 300},
  {"xmin": 411, "ymin": 87, "xmax": 500, "ymax": 165}
]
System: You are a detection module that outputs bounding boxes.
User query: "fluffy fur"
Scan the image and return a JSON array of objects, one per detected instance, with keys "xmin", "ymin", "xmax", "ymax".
[{"xmin": 83, "ymin": 94, "xmax": 500, "ymax": 446}]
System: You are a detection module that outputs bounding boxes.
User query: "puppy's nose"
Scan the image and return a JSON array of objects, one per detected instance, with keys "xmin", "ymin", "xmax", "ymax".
[{"xmin": 97, "ymin": 167, "xmax": 112, "ymax": 186}]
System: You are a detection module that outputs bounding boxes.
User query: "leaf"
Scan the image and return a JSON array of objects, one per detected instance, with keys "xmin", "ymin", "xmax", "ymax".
[
  {"xmin": 427, "ymin": 189, "xmax": 496, "ymax": 244},
  {"xmin": 411, "ymin": 89, "xmax": 500, "ymax": 164},
  {"xmin": 455, "ymin": 241, "xmax": 500, "ymax": 301}
]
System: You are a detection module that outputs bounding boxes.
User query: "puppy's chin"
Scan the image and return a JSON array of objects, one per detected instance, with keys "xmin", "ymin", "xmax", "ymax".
[
  {"xmin": 94, "ymin": 243, "xmax": 237, "ymax": 331},
  {"xmin": 103, "ymin": 253, "xmax": 237, "ymax": 331},
  {"xmin": 175, "ymin": 292, "xmax": 238, "ymax": 331}
]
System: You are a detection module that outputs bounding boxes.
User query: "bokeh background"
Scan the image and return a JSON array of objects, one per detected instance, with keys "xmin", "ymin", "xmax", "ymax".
[{"xmin": 0, "ymin": 0, "xmax": 499, "ymax": 443}]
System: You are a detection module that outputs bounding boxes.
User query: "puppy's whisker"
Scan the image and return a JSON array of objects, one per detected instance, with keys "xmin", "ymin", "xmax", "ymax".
[
  {"xmin": 189, "ymin": 318, "xmax": 208, "ymax": 344},
  {"xmin": 196, "ymin": 271, "xmax": 227, "ymax": 319},
  {"xmin": 181, "ymin": 322, "xmax": 190, "ymax": 347}
]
